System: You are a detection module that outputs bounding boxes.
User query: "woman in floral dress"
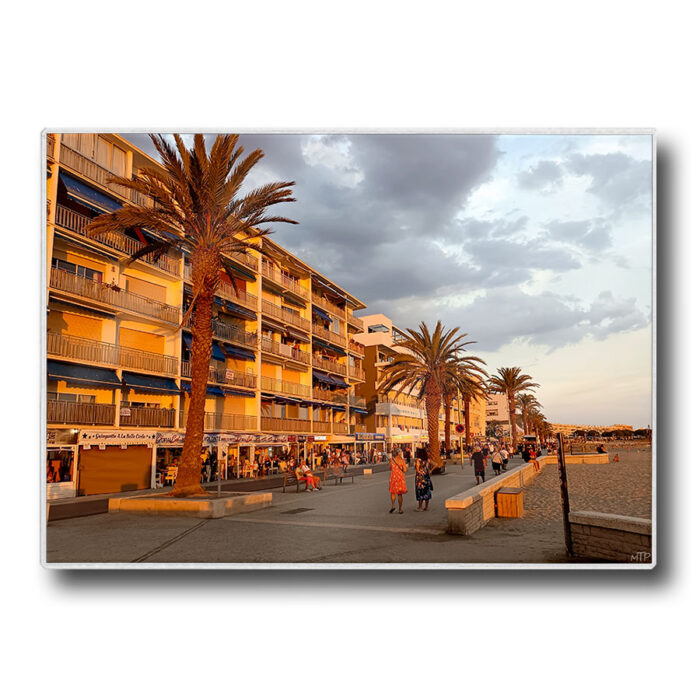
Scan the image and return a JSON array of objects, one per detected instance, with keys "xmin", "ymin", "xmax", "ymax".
[
  {"xmin": 389, "ymin": 447, "xmax": 408, "ymax": 514},
  {"xmin": 414, "ymin": 448, "xmax": 433, "ymax": 511}
]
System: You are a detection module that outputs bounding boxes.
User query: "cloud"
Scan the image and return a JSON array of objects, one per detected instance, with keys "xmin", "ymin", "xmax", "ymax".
[
  {"xmin": 546, "ymin": 218, "xmax": 613, "ymax": 251},
  {"xmin": 517, "ymin": 159, "xmax": 564, "ymax": 191}
]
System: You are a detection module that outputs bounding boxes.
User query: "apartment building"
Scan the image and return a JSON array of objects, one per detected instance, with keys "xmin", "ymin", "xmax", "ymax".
[
  {"xmin": 45, "ymin": 133, "xmax": 367, "ymax": 499},
  {"xmin": 351, "ymin": 314, "xmax": 485, "ymax": 453}
]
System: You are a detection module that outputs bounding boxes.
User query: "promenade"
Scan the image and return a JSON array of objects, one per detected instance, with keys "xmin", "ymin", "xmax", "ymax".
[{"xmin": 45, "ymin": 449, "xmax": 651, "ymax": 565}]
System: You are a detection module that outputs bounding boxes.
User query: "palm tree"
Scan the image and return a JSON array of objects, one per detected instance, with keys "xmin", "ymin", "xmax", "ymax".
[
  {"xmin": 87, "ymin": 134, "xmax": 297, "ymax": 496},
  {"xmin": 442, "ymin": 359, "xmax": 487, "ymax": 460},
  {"xmin": 378, "ymin": 322, "xmax": 475, "ymax": 472},
  {"xmin": 488, "ymin": 367, "xmax": 539, "ymax": 451},
  {"xmin": 517, "ymin": 393, "xmax": 542, "ymax": 435}
]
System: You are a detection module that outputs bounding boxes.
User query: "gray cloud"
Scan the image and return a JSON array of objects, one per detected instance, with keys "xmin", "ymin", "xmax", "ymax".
[
  {"xmin": 517, "ymin": 159, "xmax": 564, "ymax": 191},
  {"xmin": 546, "ymin": 218, "xmax": 613, "ymax": 251}
]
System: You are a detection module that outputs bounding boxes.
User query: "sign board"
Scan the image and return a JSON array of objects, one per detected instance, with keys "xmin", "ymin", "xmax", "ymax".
[
  {"xmin": 119, "ymin": 407, "xmax": 131, "ymax": 417},
  {"xmin": 455, "ymin": 424, "xmax": 465, "ymax": 434},
  {"xmin": 47, "ymin": 428, "xmax": 78, "ymax": 445},
  {"xmin": 79, "ymin": 430, "xmax": 157, "ymax": 446},
  {"xmin": 354, "ymin": 433, "xmax": 385, "ymax": 442}
]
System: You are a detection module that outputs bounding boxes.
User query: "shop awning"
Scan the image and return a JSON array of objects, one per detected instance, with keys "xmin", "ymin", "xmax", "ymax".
[
  {"xmin": 350, "ymin": 406, "xmax": 369, "ymax": 414},
  {"xmin": 312, "ymin": 305, "xmax": 332, "ymax": 323},
  {"xmin": 47, "ymin": 360, "xmax": 121, "ymax": 388},
  {"xmin": 312, "ymin": 338, "xmax": 347, "ymax": 356},
  {"xmin": 223, "ymin": 388, "xmax": 256, "ymax": 398},
  {"xmin": 223, "ymin": 344, "xmax": 255, "ymax": 360},
  {"xmin": 121, "ymin": 372, "xmax": 180, "ymax": 394},
  {"xmin": 59, "ymin": 173, "xmax": 122, "ymax": 213}
]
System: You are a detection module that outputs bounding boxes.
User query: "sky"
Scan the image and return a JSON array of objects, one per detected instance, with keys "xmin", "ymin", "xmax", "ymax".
[{"xmin": 122, "ymin": 132, "xmax": 653, "ymax": 428}]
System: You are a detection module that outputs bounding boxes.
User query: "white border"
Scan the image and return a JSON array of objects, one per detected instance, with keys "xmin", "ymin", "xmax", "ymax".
[{"xmin": 41, "ymin": 128, "xmax": 656, "ymax": 571}]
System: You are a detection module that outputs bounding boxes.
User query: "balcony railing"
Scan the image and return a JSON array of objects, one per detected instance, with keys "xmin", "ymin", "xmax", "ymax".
[
  {"xmin": 347, "ymin": 365, "xmax": 366, "ymax": 381},
  {"xmin": 181, "ymin": 361, "xmax": 257, "ymax": 389},
  {"xmin": 228, "ymin": 249, "xmax": 259, "ymax": 271},
  {"xmin": 120, "ymin": 406, "xmax": 175, "ymax": 428},
  {"xmin": 312, "ymin": 355, "xmax": 346, "ymax": 376},
  {"xmin": 183, "ymin": 318, "xmax": 258, "ymax": 349},
  {"xmin": 47, "ymin": 135, "xmax": 56, "ymax": 160},
  {"xmin": 346, "ymin": 315, "xmax": 364, "ymax": 332},
  {"xmin": 349, "ymin": 395, "xmax": 367, "ymax": 409},
  {"xmin": 312, "ymin": 323, "xmax": 346, "ymax": 347},
  {"xmin": 350, "ymin": 423, "xmax": 368, "ymax": 434},
  {"xmin": 180, "ymin": 410, "xmax": 257, "ymax": 432},
  {"xmin": 55, "ymin": 205, "xmax": 180, "ymax": 276},
  {"xmin": 261, "ymin": 376, "xmax": 311, "ymax": 398},
  {"xmin": 47, "ymin": 399, "xmax": 115, "ymax": 425},
  {"xmin": 261, "ymin": 261, "xmax": 309, "ymax": 299},
  {"xmin": 50, "ymin": 267, "xmax": 180, "ymax": 324},
  {"xmin": 312, "ymin": 291, "xmax": 345, "ymax": 317},
  {"xmin": 261, "ymin": 416, "xmax": 311, "ymax": 432},
  {"xmin": 313, "ymin": 421, "xmax": 349, "ymax": 434},
  {"xmin": 313, "ymin": 387, "xmax": 347, "ymax": 403},
  {"xmin": 261, "ymin": 300, "xmax": 310, "ymax": 331},
  {"xmin": 183, "ymin": 265, "xmax": 258, "ymax": 311},
  {"xmin": 59, "ymin": 143, "xmax": 153, "ymax": 207},
  {"xmin": 348, "ymin": 339, "xmax": 365, "ymax": 356},
  {"xmin": 48, "ymin": 332, "xmax": 178, "ymax": 375},
  {"xmin": 260, "ymin": 336, "xmax": 310, "ymax": 364}
]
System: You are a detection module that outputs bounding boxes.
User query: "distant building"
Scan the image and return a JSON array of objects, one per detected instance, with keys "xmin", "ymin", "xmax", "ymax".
[{"xmin": 548, "ymin": 423, "xmax": 634, "ymax": 437}]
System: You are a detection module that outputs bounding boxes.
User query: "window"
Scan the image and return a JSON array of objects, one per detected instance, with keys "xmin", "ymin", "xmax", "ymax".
[
  {"xmin": 47, "ymin": 392, "xmax": 95, "ymax": 403},
  {"xmin": 95, "ymin": 136, "xmax": 128, "ymax": 177},
  {"xmin": 52, "ymin": 258, "xmax": 103, "ymax": 283}
]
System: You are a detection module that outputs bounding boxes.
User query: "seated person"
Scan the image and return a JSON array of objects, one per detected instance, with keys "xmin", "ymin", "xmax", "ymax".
[{"xmin": 296, "ymin": 462, "xmax": 322, "ymax": 490}]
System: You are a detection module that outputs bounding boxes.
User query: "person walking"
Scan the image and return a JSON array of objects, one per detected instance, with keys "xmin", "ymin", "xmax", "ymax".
[
  {"xmin": 491, "ymin": 448, "xmax": 503, "ymax": 475},
  {"xmin": 471, "ymin": 446, "xmax": 487, "ymax": 484},
  {"xmin": 414, "ymin": 448, "xmax": 433, "ymax": 511},
  {"xmin": 499, "ymin": 445, "xmax": 509, "ymax": 471},
  {"xmin": 389, "ymin": 447, "xmax": 408, "ymax": 514}
]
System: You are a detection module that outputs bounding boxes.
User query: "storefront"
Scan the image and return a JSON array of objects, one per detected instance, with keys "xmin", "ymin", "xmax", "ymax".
[
  {"xmin": 354, "ymin": 432, "xmax": 387, "ymax": 462},
  {"xmin": 77, "ymin": 430, "xmax": 156, "ymax": 496},
  {"xmin": 46, "ymin": 428, "xmax": 79, "ymax": 500}
]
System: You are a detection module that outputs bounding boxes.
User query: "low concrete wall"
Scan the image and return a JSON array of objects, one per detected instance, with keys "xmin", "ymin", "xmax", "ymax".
[
  {"xmin": 109, "ymin": 492, "xmax": 273, "ymax": 519},
  {"xmin": 569, "ymin": 511, "xmax": 652, "ymax": 563},
  {"xmin": 444, "ymin": 453, "xmax": 609, "ymax": 535}
]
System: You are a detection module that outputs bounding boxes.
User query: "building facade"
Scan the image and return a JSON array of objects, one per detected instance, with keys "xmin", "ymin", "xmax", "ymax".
[
  {"xmin": 548, "ymin": 423, "xmax": 634, "ymax": 437},
  {"xmin": 45, "ymin": 133, "xmax": 369, "ymax": 499},
  {"xmin": 351, "ymin": 314, "xmax": 485, "ymax": 454}
]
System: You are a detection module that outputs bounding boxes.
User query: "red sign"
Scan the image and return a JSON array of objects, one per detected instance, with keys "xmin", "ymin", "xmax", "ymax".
[
  {"xmin": 287, "ymin": 435, "xmax": 297, "ymax": 442},
  {"xmin": 455, "ymin": 424, "xmax": 465, "ymax": 434},
  {"xmin": 306, "ymin": 436, "xmax": 315, "ymax": 442}
]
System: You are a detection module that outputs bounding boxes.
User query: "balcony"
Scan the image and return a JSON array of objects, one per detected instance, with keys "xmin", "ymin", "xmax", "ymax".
[
  {"xmin": 47, "ymin": 399, "xmax": 115, "ymax": 425},
  {"xmin": 347, "ymin": 339, "xmax": 365, "ymax": 356},
  {"xmin": 181, "ymin": 361, "xmax": 257, "ymax": 389},
  {"xmin": 50, "ymin": 267, "xmax": 180, "ymax": 324},
  {"xmin": 228, "ymin": 249, "xmax": 259, "ymax": 272},
  {"xmin": 346, "ymin": 315, "xmax": 364, "ymax": 332},
  {"xmin": 312, "ymin": 291, "xmax": 345, "ymax": 317},
  {"xmin": 261, "ymin": 260, "xmax": 309, "ymax": 300},
  {"xmin": 350, "ymin": 423, "xmax": 368, "ymax": 434},
  {"xmin": 120, "ymin": 406, "xmax": 175, "ymax": 428},
  {"xmin": 313, "ymin": 421, "xmax": 349, "ymax": 435},
  {"xmin": 47, "ymin": 135, "xmax": 56, "ymax": 161},
  {"xmin": 261, "ymin": 376, "xmax": 311, "ymax": 398},
  {"xmin": 48, "ymin": 332, "xmax": 179, "ymax": 375},
  {"xmin": 312, "ymin": 354, "xmax": 346, "ymax": 376},
  {"xmin": 261, "ymin": 299, "xmax": 310, "ymax": 331},
  {"xmin": 261, "ymin": 416, "xmax": 311, "ymax": 432},
  {"xmin": 313, "ymin": 387, "xmax": 347, "ymax": 403},
  {"xmin": 55, "ymin": 205, "xmax": 180, "ymax": 276},
  {"xmin": 349, "ymin": 395, "xmax": 367, "ymax": 409},
  {"xmin": 260, "ymin": 336, "xmax": 310, "ymax": 364},
  {"xmin": 59, "ymin": 143, "xmax": 153, "ymax": 207},
  {"xmin": 181, "ymin": 410, "xmax": 257, "ymax": 432},
  {"xmin": 184, "ymin": 265, "xmax": 258, "ymax": 311},
  {"xmin": 312, "ymin": 323, "xmax": 346, "ymax": 348},
  {"xmin": 347, "ymin": 365, "xmax": 366, "ymax": 381},
  {"xmin": 183, "ymin": 317, "xmax": 258, "ymax": 349}
]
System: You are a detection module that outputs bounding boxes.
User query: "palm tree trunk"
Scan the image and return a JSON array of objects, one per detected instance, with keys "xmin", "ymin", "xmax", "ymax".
[
  {"xmin": 464, "ymin": 397, "xmax": 471, "ymax": 442},
  {"xmin": 508, "ymin": 393, "xmax": 518, "ymax": 452},
  {"xmin": 522, "ymin": 411, "xmax": 528, "ymax": 435},
  {"xmin": 443, "ymin": 393, "xmax": 452, "ymax": 460},
  {"xmin": 425, "ymin": 377, "xmax": 442, "ymax": 473},
  {"xmin": 171, "ymin": 251, "xmax": 217, "ymax": 497}
]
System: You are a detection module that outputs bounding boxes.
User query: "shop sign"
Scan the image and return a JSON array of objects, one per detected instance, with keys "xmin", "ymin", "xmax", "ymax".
[
  {"xmin": 314, "ymin": 435, "xmax": 327, "ymax": 441},
  {"xmin": 120, "ymin": 407, "xmax": 132, "ymax": 417},
  {"xmin": 287, "ymin": 435, "xmax": 297, "ymax": 442},
  {"xmin": 47, "ymin": 428, "xmax": 78, "ymax": 445},
  {"xmin": 79, "ymin": 430, "xmax": 156, "ymax": 446},
  {"xmin": 306, "ymin": 436, "xmax": 315, "ymax": 442},
  {"xmin": 225, "ymin": 369, "xmax": 235, "ymax": 381},
  {"xmin": 354, "ymin": 433, "xmax": 384, "ymax": 441}
]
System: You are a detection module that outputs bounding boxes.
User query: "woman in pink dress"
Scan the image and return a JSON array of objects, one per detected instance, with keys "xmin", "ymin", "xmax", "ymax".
[{"xmin": 389, "ymin": 447, "xmax": 408, "ymax": 514}]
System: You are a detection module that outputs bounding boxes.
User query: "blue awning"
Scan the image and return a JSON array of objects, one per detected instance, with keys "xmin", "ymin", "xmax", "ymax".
[
  {"xmin": 47, "ymin": 360, "xmax": 120, "ymax": 388},
  {"xmin": 183, "ymin": 332, "xmax": 226, "ymax": 362},
  {"xmin": 181, "ymin": 382, "xmax": 226, "ymax": 397},
  {"xmin": 59, "ymin": 173, "xmax": 122, "ymax": 213},
  {"xmin": 226, "ymin": 260, "xmax": 256, "ymax": 282},
  {"xmin": 223, "ymin": 344, "xmax": 255, "ymax": 360},
  {"xmin": 223, "ymin": 388, "xmax": 256, "ymax": 398},
  {"xmin": 223, "ymin": 301, "xmax": 257, "ymax": 320},
  {"xmin": 312, "ymin": 370, "xmax": 333, "ymax": 384},
  {"xmin": 312, "ymin": 338, "xmax": 347, "ymax": 356},
  {"xmin": 312, "ymin": 305, "xmax": 332, "ymax": 323},
  {"xmin": 350, "ymin": 406, "xmax": 369, "ymax": 415},
  {"xmin": 122, "ymin": 372, "xmax": 180, "ymax": 394}
]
